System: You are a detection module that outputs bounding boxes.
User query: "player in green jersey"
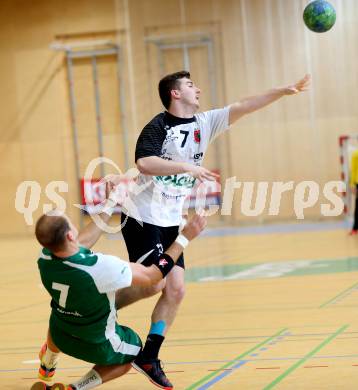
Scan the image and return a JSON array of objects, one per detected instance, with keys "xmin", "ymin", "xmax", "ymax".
[{"xmin": 31, "ymin": 192, "xmax": 206, "ymax": 390}]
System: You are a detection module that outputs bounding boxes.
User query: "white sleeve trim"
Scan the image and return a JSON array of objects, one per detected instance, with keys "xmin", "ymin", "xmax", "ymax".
[
  {"xmin": 64, "ymin": 253, "xmax": 132, "ymax": 293},
  {"xmin": 196, "ymin": 106, "xmax": 231, "ymax": 143}
]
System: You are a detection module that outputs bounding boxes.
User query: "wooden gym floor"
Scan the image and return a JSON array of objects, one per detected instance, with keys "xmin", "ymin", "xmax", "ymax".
[{"xmin": 1, "ymin": 221, "xmax": 358, "ymax": 389}]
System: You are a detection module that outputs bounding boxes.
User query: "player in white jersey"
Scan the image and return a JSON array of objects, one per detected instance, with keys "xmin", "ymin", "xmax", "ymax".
[
  {"xmin": 30, "ymin": 199, "xmax": 206, "ymax": 390},
  {"xmin": 121, "ymin": 70, "xmax": 311, "ymax": 388}
]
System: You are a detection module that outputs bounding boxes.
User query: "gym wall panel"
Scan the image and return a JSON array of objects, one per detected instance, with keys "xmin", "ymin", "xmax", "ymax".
[
  {"xmin": 1, "ymin": 0, "xmax": 118, "ymax": 234},
  {"xmin": 14, "ymin": 50, "xmax": 65, "ymax": 143}
]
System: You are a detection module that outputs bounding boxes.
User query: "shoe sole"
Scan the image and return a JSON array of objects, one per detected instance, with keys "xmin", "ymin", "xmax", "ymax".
[
  {"xmin": 30, "ymin": 383, "xmax": 47, "ymax": 390},
  {"xmin": 51, "ymin": 384, "xmax": 66, "ymax": 390},
  {"xmin": 131, "ymin": 362, "xmax": 173, "ymax": 390}
]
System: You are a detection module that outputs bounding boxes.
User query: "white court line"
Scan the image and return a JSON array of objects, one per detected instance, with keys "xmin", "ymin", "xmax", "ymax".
[{"xmin": 22, "ymin": 359, "xmax": 40, "ymax": 364}]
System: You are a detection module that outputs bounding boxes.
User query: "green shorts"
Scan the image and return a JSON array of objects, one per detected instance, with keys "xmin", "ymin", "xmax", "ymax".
[{"xmin": 50, "ymin": 321, "xmax": 142, "ymax": 366}]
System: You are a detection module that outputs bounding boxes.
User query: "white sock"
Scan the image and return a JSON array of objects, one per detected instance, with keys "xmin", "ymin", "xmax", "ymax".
[
  {"xmin": 71, "ymin": 369, "xmax": 102, "ymax": 390},
  {"xmin": 41, "ymin": 345, "xmax": 60, "ymax": 369}
]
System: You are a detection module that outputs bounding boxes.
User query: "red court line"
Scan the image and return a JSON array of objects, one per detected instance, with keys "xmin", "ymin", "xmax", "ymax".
[
  {"xmin": 303, "ymin": 365, "xmax": 328, "ymax": 368},
  {"xmin": 256, "ymin": 367, "xmax": 281, "ymax": 370},
  {"xmin": 166, "ymin": 370, "xmax": 185, "ymax": 373},
  {"xmin": 208, "ymin": 368, "xmax": 233, "ymax": 372}
]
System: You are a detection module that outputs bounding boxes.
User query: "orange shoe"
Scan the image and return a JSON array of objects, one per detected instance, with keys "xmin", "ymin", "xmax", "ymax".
[
  {"xmin": 38, "ymin": 343, "xmax": 56, "ymax": 382},
  {"xmin": 349, "ymin": 229, "xmax": 358, "ymax": 236}
]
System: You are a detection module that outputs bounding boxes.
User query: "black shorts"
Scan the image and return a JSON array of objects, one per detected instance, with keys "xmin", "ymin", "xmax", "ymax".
[{"xmin": 120, "ymin": 213, "xmax": 185, "ymax": 269}]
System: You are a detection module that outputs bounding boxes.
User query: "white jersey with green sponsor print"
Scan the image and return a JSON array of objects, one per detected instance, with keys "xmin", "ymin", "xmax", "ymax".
[
  {"xmin": 38, "ymin": 246, "xmax": 138, "ymax": 354},
  {"xmin": 125, "ymin": 107, "xmax": 230, "ymax": 227}
]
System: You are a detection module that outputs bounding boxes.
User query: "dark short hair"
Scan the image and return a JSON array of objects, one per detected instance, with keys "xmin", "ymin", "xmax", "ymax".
[
  {"xmin": 158, "ymin": 70, "xmax": 191, "ymax": 109},
  {"xmin": 35, "ymin": 214, "xmax": 70, "ymax": 252}
]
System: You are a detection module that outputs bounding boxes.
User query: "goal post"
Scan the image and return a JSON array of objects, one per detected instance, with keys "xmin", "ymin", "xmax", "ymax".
[{"xmin": 338, "ymin": 134, "xmax": 358, "ymax": 218}]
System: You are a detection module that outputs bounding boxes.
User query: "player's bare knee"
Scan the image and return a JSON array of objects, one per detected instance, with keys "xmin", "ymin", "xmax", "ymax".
[
  {"xmin": 164, "ymin": 284, "xmax": 186, "ymax": 304},
  {"xmin": 176, "ymin": 285, "xmax": 186, "ymax": 303},
  {"xmin": 153, "ymin": 278, "xmax": 166, "ymax": 294}
]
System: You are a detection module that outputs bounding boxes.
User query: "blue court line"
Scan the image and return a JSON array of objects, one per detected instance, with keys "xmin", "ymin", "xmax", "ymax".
[
  {"xmin": 3, "ymin": 353, "xmax": 358, "ymax": 374},
  {"xmin": 320, "ymin": 281, "xmax": 358, "ymax": 308},
  {"xmin": 245, "ymin": 353, "xmax": 358, "ymax": 362},
  {"xmin": 2, "ymin": 330, "xmax": 353, "ymax": 354},
  {"xmin": 197, "ymin": 360, "xmax": 247, "ymax": 390},
  {"xmin": 167, "ymin": 330, "xmax": 358, "ymax": 342},
  {"xmin": 263, "ymin": 325, "xmax": 348, "ymax": 390},
  {"xmin": 186, "ymin": 329, "xmax": 290, "ymax": 389}
]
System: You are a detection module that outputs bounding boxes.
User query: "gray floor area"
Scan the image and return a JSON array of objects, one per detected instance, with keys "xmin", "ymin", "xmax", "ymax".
[
  {"xmin": 202, "ymin": 219, "xmax": 351, "ymax": 237},
  {"xmin": 107, "ymin": 218, "xmax": 352, "ymax": 240}
]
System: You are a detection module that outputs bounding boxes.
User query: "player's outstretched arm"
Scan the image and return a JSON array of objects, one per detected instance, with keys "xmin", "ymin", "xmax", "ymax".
[
  {"xmin": 137, "ymin": 156, "xmax": 192, "ymax": 176},
  {"xmin": 130, "ymin": 215, "xmax": 207, "ymax": 285},
  {"xmin": 137, "ymin": 156, "xmax": 219, "ymax": 182},
  {"xmin": 78, "ymin": 181, "xmax": 116, "ymax": 248},
  {"xmin": 228, "ymin": 74, "xmax": 311, "ymax": 125}
]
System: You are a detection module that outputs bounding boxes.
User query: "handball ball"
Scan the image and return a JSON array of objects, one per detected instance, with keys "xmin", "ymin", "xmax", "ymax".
[{"xmin": 303, "ymin": 0, "xmax": 336, "ymax": 33}]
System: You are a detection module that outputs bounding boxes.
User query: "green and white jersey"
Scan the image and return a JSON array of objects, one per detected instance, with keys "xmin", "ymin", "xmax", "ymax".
[{"xmin": 38, "ymin": 246, "xmax": 136, "ymax": 353}]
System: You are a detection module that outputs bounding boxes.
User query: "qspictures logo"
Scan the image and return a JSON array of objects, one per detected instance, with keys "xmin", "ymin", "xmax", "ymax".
[{"xmin": 14, "ymin": 157, "xmax": 346, "ymax": 232}]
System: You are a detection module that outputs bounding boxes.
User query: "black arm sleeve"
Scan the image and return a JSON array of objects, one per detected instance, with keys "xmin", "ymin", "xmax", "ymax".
[{"xmin": 135, "ymin": 114, "xmax": 167, "ymax": 162}]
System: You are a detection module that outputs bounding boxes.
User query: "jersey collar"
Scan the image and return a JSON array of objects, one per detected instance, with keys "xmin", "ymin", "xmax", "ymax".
[
  {"xmin": 164, "ymin": 111, "xmax": 196, "ymax": 126},
  {"xmin": 47, "ymin": 246, "xmax": 92, "ymax": 262}
]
